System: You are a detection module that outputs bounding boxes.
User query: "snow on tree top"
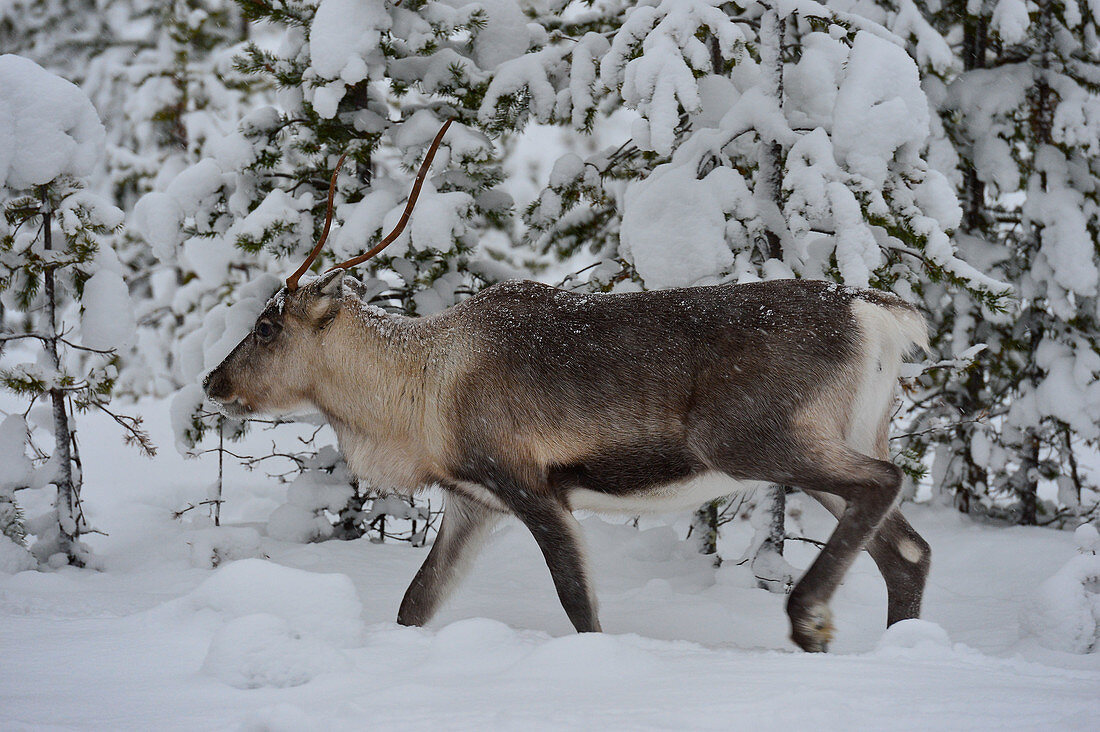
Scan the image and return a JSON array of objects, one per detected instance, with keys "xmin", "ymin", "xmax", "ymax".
[
  {"xmin": 0, "ymin": 415, "xmax": 34, "ymax": 491},
  {"xmin": 309, "ymin": 0, "xmax": 390, "ymax": 80},
  {"xmin": 440, "ymin": 0, "xmax": 531, "ymax": 71},
  {"xmin": 307, "ymin": 0, "xmax": 391, "ymax": 118},
  {"xmin": 991, "ymin": 0, "xmax": 1031, "ymax": 45},
  {"xmin": 0, "ymin": 54, "xmax": 105, "ymax": 190},
  {"xmin": 832, "ymin": 32, "xmax": 930, "ymax": 189},
  {"xmin": 620, "ymin": 163, "xmax": 739, "ymax": 290},
  {"xmin": 601, "ymin": 0, "xmax": 748, "ymax": 156}
]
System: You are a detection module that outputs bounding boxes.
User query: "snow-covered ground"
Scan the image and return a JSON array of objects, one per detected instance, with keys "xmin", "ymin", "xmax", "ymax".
[{"xmin": 2, "ymin": 398, "xmax": 1098, "ymax": 731}]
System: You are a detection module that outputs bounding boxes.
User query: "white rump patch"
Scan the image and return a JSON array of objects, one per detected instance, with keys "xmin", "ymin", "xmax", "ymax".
[{"xmin": 847, "ymin": 300, "xmax": 927, "ymax": 455}]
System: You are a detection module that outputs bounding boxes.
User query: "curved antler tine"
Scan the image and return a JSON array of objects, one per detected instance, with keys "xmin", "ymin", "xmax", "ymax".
[
  {"xmin": 328, "ymin": 117, "xmax": 454, "ymax": 273},
  {"xmin": 285, "ymin": 152, "xmax": 349, "ymax": 292}
]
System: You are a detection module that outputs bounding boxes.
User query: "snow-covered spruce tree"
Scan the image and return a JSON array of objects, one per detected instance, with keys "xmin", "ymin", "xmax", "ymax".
[
  {"xmin": 0, "ymin": 0, "xmax": 250, "ymax": 202},
  {"xmin": 107, "ymin": 0, "xmax": 260, "ymax": 519},
  {"xmin": 507, "ymin": 0, "xmax": 1007, "ymax": 560},
  {"xmin": 888, "ymin": 0, "xmax": 1100, "ymax": 525},
  {"xmin": 0, "ymin": 0, "xmax": 254, "ymax": 209},
  {"xmin": 133, "ymin": 0, "xmax": 542, "ymax": 537},
  {"xmin": 797, "ymin": 2, "xmax": 994, "ymax": 517},
  {"xmin": 1, "ymin": 1, "xmax": 258, "ymax": 398},
  {"xmin": 984, "ymin": 0, "xmax": 1100, "ymax": 526},
  {"xmin": 0, "ymin": 55, "xmax": 152, "ymax": 568},
  {"xmin": 1, "ymin": 3, "xmax": 254, "ymax": 533}
]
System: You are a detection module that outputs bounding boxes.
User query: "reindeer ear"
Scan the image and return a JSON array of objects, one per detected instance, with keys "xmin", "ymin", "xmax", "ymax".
[
  {"xmin": 307, "ymin": 269, "xmax": 345, "ymax": 324},
  {"xmin": 316, "ymin": 269, "xmax": 345, "ymax": 300}
]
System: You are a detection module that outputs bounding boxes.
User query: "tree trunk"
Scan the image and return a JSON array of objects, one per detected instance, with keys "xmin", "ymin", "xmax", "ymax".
[
  {"xmin": 1015, "ymin": 0, "xmax": 1053, "ymax": 528},
  {"xmin": 759, "ymin": 6, "xmax": 786, "ymax": 263},
  {"xmin": 691, "ymin": 500, "xmax": 720, "ymax": 558},
  {"xmin": 753, "ymin": 5, "xmax": 789, "ymax": 582},
  {"xmin": 1063, "ymin": 426, "xmax": 1083, "ymax": 511},
  {"xmin": 760, "ymin": 485, "xmax": 786, "ymax": 558},
  {"xmin": 214, "ymin": 417, "xmax": 223, "ymax": 526},
  {"xmin": 1019, "ymin": 431, "xmax": 1040, "ymax": 526},
  {"xmin": 957, "ymin": 367, "xmax": 987, "ymax": 514},
  {"xmin": 752, "ymin": 485, "xmax": 793, "ymax": 592},
  {"xmin": 961, "ymin": 13, "xmax": 987, "ymax": 233},
  {"xmin": 946, "ymin": 12, "xmax": 992, "ymax": 514},
  {"xmin": 41, "ymin": 191, "xmax": 83, "ymax": 567},
  {"xmin": 1029, "ymin": 0, "xmax": 1055, "ymax": 146}
]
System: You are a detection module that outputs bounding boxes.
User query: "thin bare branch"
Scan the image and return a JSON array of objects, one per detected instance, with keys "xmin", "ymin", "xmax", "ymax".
[{"xmin": 94, "ymin": 403, "xmax": 157, "ymax": 457}]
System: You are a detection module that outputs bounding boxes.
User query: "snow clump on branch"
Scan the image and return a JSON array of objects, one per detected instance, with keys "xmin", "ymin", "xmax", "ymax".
[{"xmin": 0, "ymin": 54, "xmax": 105, "ymax": 190}]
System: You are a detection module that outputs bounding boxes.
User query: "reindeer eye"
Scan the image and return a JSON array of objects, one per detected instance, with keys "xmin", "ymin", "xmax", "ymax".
[{"xmin": 255, "ymin": 320, "xmax": 279, "ymax": 342}]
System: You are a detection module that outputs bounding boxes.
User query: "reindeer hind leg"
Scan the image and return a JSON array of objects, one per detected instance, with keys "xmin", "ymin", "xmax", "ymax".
[
  {"xmin": 804, "ymin": 490, "xmax": 930, "ymax": 628},
  {"xmin": 867, "ymin": 509, "xmax": 930, "ymax": 625},
  {"xmin": 782, "ymin": 446, "xmax": 904, "ymax": 652}
]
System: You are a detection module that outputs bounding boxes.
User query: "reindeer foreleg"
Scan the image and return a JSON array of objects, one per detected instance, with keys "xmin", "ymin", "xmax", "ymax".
[{"xmin": 398, "ymin": 492, "xmax": 499, "ymax": 627}]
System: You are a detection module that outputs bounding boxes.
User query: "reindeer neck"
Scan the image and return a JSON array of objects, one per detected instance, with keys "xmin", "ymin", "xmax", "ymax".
[{"xmin": 312, "ymin": 300, "xmax": 435, "ymax": 445}]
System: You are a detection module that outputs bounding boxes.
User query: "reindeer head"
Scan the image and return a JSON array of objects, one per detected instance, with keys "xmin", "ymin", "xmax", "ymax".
[
  {"xmin": 202, "ymin": 118, "xmax": 453, "ymax": 418},
  {"xmin": 202, "ymin": 270, "xmax": 347, "ymax": 417}
]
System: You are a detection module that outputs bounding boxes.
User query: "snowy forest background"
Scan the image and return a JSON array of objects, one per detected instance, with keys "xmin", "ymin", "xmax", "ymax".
[{"xmin": 2, "ymin": 0, "xmax": 1100, "ymax": 728}]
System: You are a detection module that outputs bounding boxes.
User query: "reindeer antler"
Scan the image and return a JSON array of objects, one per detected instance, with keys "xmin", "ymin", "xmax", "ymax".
[
  {"xmin": 328, "ymin": 117, "xmax": 454, "ymax": 273},
  {"xmin": 284, "ymin": 118, "xmax": 454, "ymax": 291},
  {"xmin": 285, "ymin": 152, "xmax": 349, "ymax": 291}
]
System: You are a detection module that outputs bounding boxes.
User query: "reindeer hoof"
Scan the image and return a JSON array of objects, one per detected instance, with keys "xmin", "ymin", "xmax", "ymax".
[{"xmin": 790, "ymin": 604, "xmax": 835, "ymax": 653}]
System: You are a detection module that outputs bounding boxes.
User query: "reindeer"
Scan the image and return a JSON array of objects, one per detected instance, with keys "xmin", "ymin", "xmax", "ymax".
[{"xmin": 203, "ymin": 120, "xmax": 931, "ymax": 652}]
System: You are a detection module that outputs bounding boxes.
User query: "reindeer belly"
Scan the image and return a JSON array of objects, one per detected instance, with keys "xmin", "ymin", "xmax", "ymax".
[
  {"xmin": 551, "ymin": 440, "xmax": 766, "ymax": 514},
  {"xmin": 569, "ymin": 472, "xmax": 767, "ymax": 514}
]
